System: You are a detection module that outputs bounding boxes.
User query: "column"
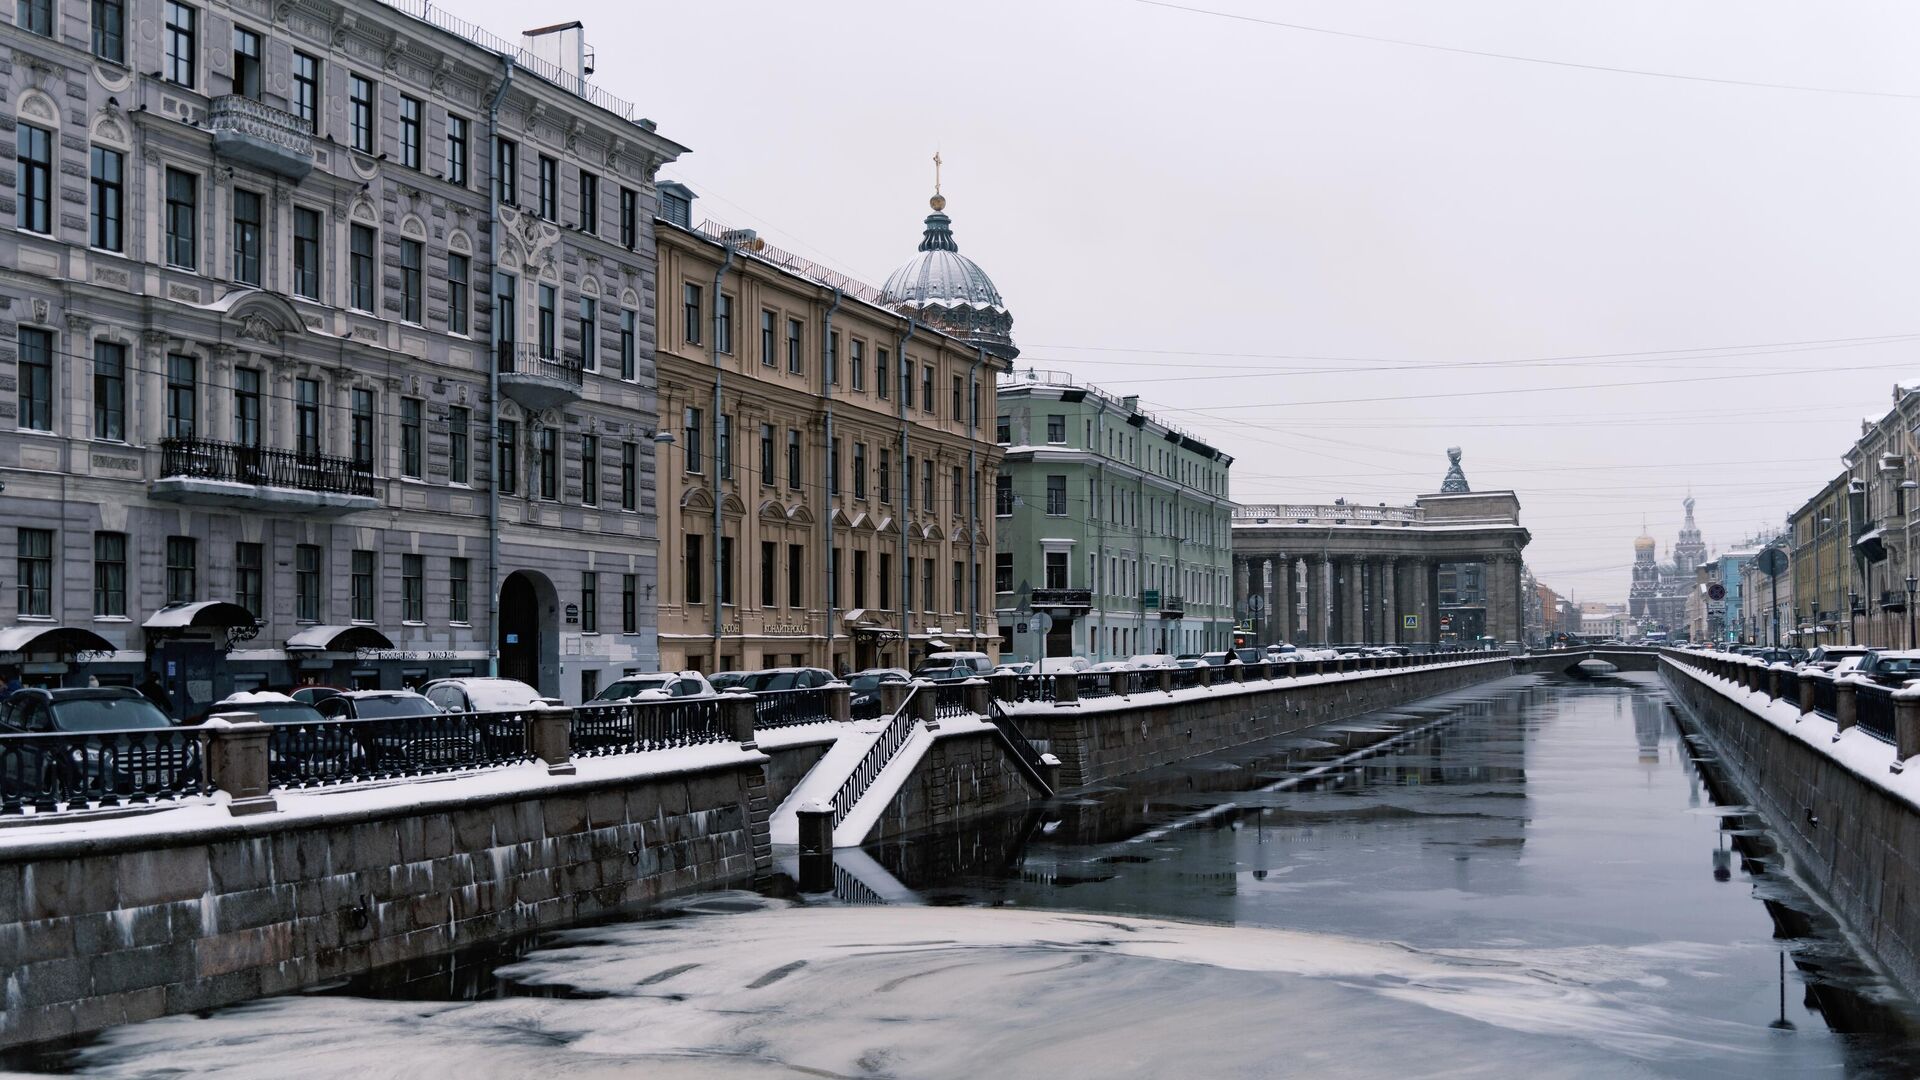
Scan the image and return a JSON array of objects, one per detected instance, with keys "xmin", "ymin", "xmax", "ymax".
[
  {"xmin": 1427, "ymin": 559, "xmax": 1442, "ymax": 645},
  {"xmin": 1306, "ymin": 555, "xmax": 1328, "ymax": 644},
  {"xmin": 1384, "ymin": 556, "xmax": 1401, "ymax": 644},
  {"xmin": 1260, "ymin": 557, "xmax": 1276, "ymax": 646},
  {"xmin": 1342, "ymin": 557, "xmax": 1365, "ymax": 645},
  {"xmin": 1283, "ymin": 555, "xmax": 1299, "ymax": 643}
]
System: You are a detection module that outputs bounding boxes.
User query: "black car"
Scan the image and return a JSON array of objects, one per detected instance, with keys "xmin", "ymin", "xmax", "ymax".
[
  {"xmin": 0, "ymin": 687, "xmax": 197, "ymax": 805},
  {"xmin": 316, "ymin": 691, "xmax": 480, "ymax": 771},
  {"xmin": 846, "ymin": 669, "xmax": 909, "ymax": 718},
  {"xmin": 207, "ymin": 692, "xmax": 365, "ymax": 785}
]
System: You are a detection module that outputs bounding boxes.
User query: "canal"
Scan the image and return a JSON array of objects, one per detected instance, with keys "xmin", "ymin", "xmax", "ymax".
[{"xmin": 10, "ymin": 672, "xmax": 1920, "ymax": 1078}]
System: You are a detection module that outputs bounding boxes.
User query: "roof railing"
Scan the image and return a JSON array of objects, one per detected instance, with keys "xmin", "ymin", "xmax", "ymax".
[{"xmin": 692, "ymin": 219, "xmax": 889, "ymax": 307}]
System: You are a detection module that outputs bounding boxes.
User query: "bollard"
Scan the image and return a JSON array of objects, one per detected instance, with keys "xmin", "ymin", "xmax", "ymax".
[
  {"xmin": 965, "ymin": 680, "xmax": 993, "ymax": 716},
  {"xmin": 721, "ymin": 694, "xmax": 758, "ymax": 749},
  {"xmin": 1799, "ymin": 674, "xmax": 1816, "ymax": 717},
  {"xmin": 827, "ymin": 685, "xmax": 852, "ymax": 723},
  {"xmin": 1894, "ymin": 692, "xmax": 1920, "ymax": 772},
  {"xmin": 989, "ymin": 673, "xmax": 1017, "ymax": 703},
  {"xmin": 530, "ymin": 708, "xmax": 576, "ymax": 776},
  {"xmin": 1157, "ymin": 668, "xmax": 1174, "ymax": 693},
  {"xmin": 1052, "ymin": 672, "xmax": 1080, "ymax": 704},
  {"xmin": 795, "ymin": 800, "xmax": 835, "ymax": 893},
  {"xmin": 1767, "ymin": 667, "xmax": 1781, "ymax": 700},
  {"xmin": 1039, "ymin": 752, "xmax": 1062, "ymax": 792},
  {"xmin": 878, "ymin": 680, "xmax": 913, "ymax": 717},
  {"xmin": 1834, "ymin": 678, "xmax": 1858, "ymax": 738},
  {"xmin": 206, "ymin": 716, "xmax": 277, "ymax": 816}
]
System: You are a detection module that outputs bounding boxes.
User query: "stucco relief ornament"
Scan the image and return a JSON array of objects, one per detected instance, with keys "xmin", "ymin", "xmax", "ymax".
[
  {"xmin": 432, "ymin": 58, "xmax": 455, "ymax": 95},
  {"xmin": 272, "ymin": 0, "xmax": 295, "ymax": 25},
  {"xmin": 565, "ymin": 117, "xmax": 583, "ymax": 152},
  {"xmin": 237, "ymin": 313, "xmax": 278, "ymax": 344},
  {"xmin": 330, "ymin": 11, "xmax": 356, "ymax": 48}
]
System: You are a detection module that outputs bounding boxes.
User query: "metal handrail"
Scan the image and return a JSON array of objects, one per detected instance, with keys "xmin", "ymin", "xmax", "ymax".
[
  {"xmin": 571, "ymin": 698, "xmax": 730, "ymax": 756},
  {"xmin": 159, "ymin": 437, "xmax": 375, "ymax": 497},
  {"xmin": 983, "ymin": 696, "xmax": 1053, "ymax": 797},
  {"xmin": 831, "ymin": 688, "xmax": 921, "ymax": 830},
  {"xmin": 497, "ymin": 342, "xmax": 586, "ymax": 385}
]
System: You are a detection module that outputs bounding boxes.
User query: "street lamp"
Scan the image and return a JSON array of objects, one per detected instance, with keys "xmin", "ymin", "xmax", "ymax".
[{"xmin": 1905, "ymin": 477, "xmax": 1920, "ymax": 648}]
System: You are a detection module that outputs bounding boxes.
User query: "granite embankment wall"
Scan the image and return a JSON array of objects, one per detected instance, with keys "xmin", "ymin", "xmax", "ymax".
[{"xmin": 1662, "ymin": 656, "xmax": 1920, "ymax": 998}]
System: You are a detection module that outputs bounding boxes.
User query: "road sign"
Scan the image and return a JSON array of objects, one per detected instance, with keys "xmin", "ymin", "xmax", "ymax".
[
  {"xmin": 1403, "ymin": 615, "xmax": 1419, "ymax": 629},
  {"xmin": 1015, "ymin": 623, "xmax": 1029, "ymax": 634},
  {"xmin": 1757, "ymin": 549, "xmax": 1788, "ymax": 577},
  {"xmin": 1707, "ymin": 583, "xmax": 1726, "ymax": 601},
  {"xmin": 1248, "ymin": 595, "xmax": 1265, "ymax": 612},
  {"xmin": 1031, "ymin": 612, "xmax": 1054, "ymax": 634}
]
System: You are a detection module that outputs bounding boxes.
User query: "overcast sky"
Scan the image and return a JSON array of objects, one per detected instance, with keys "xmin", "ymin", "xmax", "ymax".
[{"xmin": 462, "ymin": 0, "xmax": 1920, "ymax": 602}]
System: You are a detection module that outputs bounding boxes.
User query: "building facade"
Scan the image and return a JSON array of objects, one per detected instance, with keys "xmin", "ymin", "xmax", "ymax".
[
  {"xmin": 1738, "ymin": 538, "xmax": 1791, "ymax": 646},
  {"xmin": 993, "ymin": 371, "xmax": 1234, "ymax": 662},
  {"xmin": 650, "ymin": 194, "xmax": 1008, "ymax": 674},
  {"xmin": 1, "ymin": 0, "xmax": 684, "ymax": 710},
  {"xmin": 1628, "ymin": 497, "xmax": 1709, "ymax": 635}
]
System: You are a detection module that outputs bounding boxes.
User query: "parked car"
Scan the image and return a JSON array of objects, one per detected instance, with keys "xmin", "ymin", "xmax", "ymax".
[
  {"xmin": 1856, "ymin": 650, "xmax": 1920, "ymax": 687},
  {"xmin": 708, "ymin": 671, "xmax": 752, "ymax": 693},
  {"xmin": 1088, "ymin": 660, "xmax": 1131, "ymax": 673},
  {"xmin": 418, "ymin": 677, "xmax": 559, "ymax": 714},
  {"xmin": 993, "ymin": 662, "xmax": 1036, "ymax": 677},
  {"xmin": 0, "ymin": 687, "xmax": 194, "ymax": 803},
  {"xmin": 913, "ymin": 652, "xmax": 994, "ymax": 682},
  {"xmin": 1125, "ymin": 654, "xmax": 1177, "ymax": 670},
  {"xmin": 1807, "ymin": 646, "xmax": 1872, "ymax": 673},
  {"xmin": 741, "ymin": 667, "xmax": 837, "ymax": 692},
  {"xmin": 1198, "ymin": 652, "xmax": 1239, "ymax": 667},
  {"xmin": 591, "ymin": 671, "xmax": 715, "ymax": 702},
  {"xmin": 1039, "ymin": 656, "xmax": 1091, "ymax": 675},
  {"xmin": 1175, "ymin": 658, "xmax": 1208, "ymax": 670},
  {"xmin": 289, "ymin": 685, "xmax": 346, "ymax": 707},
  {"xmin": 846, "ymin": 668, "xmax": 910, "ymax": 715},
  {"xmin": 208, "ymin": 691, "xmax": 364, "ymax": 783},
  {"xmin": 315, "ymin": 691, "xmax": 481, "ymax": 771}
]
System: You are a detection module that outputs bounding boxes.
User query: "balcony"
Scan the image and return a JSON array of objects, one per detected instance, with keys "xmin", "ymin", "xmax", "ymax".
[
  {"xmin": 1159, "ymin": 594, "xmax": 1186, "ymax": 618},
  {"xmin": 208, "ymin": 96, "xmax": 315, "ymax": 181},
  {"xmin": 1883, "ymin": 590, "xmax": 1911, "ymax": 612},
  {"xmin": 151, "ymin": 438, "xmax": 377, "ymax": 515},
  {"xmin": 1030, "ymin": 587, "xmax": 1092, "ymax": 611},
  {"xmin": 498, "ymin": 343, "xmax": 585, "ymax": 411}
]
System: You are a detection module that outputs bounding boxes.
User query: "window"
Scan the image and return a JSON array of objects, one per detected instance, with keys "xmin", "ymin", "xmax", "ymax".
[
  {"xmin": 494, "ymin": 271, "xmax": 516, "ymax": 359},
  {"xmin": 581, "ymin": 434, "xmax": 599, "ymax": 506},
  {"xmin": 293, "ymin": 207, "xmax": 322, "ymax": 299},
  {"xmin": 227, "ymin": 188, "xmax": 263, "ymax": 286},
  {"xmin": 398, "ymin": 97, "xmax": 422, "ymax": 168},
  {"xmin": 450, "ymin": 557, "xmax": 470, "ymax": 623},
  {"xmin": 879, "ymin": 553, "xmax": 893, "ymax": 611},
  {"xmin": 14, "ymin": 124, "xmax": 50, "ymax": 235},
  {"xmin": 717, "ymin": 414, "xmax": 732, "ymax": 481},
  {"xmin": 850, "ymin": 340, "xmax": 865, "ymax": 391},
  {"xmin": 295, "ymin": 545, "xmax": 321, "ymax": 621},
  {"xmin": 236, "ymin": 542, "xmax": 263, "ymax": 617},
  {"xmin": 164, "ymin": 168, "xmax": 196, "ymax": 268},
  {"xmin": 761, "ymin": 310, "xmax": 777, "ymax": 367},
  {"xmin": 923, "ymin": 365, "xmax": 935, "ymax": 414},
  {"xmin": 922, "ymin": 460, "xmax": 934, "ymax": 510},
  {"xmin": 578, "ymin": 296, "xmax": 597, "ymax": 371},
  {"xmin": 828, "ymin": 330, "xmax": 840, "ymax": 385},
  {"xmin": 8, "ymin": 326, "xmax": 43, "ymax": 431},
  {"xmin": 497, "ymin": 419, "xmax": 518, "ymax": 495},
  {"xmin": 1045, "ymin": 551, "xmax": 1069, "ymax": 590},
  {"xmin": 996, "ymin": 474, "xmax": 1013, "ymax": 516},
  {"xmin": 852, "ymin": 550, "xmax": 867, "ymax": 610},
  {"xmin": 996, "ymin": 552, "xmax": 1013, "ymax": 594},
  {"xmin": 759, "ymin": 542, "xmax": 777, "ymax": 609},
  {"xmin": 616, "ymin": 308, "xmax": 637, "ymax": 380},
  {"xmin": 399, "ymin": 239, "xmax": 422, "ymax": 322},
  {"xmin": 716, "ymin": 294, "xmax": 733, "ymax": 354},
  {"xmin": 878, "ymin": 449, "xmax": 890, "ymax": 503},
  {"xmin": 232, "ymin": 26, "xmax": 262, "ymax": 99},
  {"xmin": 295, "ymin": 378, "xmax": 320, "ymax": 457},
  {"xmin": 923, "ymin": 560, "xmax": 936, "ymax": 614},
  {"xmin": 536, "ymin": 283, "xmax": 556, "ymax": 359},
  {"xmin": 684, "ymin": 407, "xmax": 702, "ymax": 474},
  {"xmin": 788, "ymin": 545, "xmax": 804, "ymax": 608},
  {"xmin": 292, "ymin": 52, "xmax": 318, "ymax": 130},
  {"xmin": 759, "ymin": 424, "xmax": 774, "ymax": 486},
  {"xmin": 1046, "ymin": 414, "xmax": 1066, "ymax": 443},
  {"xmin": 829, "ymin": 438, "xmax": 840, "ymax": 495},
  {"xmin": 447, "ymin": 406, "xmax": 469, "ymax": 485},
  {"xmin": 89, "ymin": 146, "xmax": 122, "ymax": 251},
  {"xmin": 852, "ymin": 442, "xmax": 866, "ymax": 499},
  {"xmin": 447, "ymin": 252, "xmax": 470, "ymax": 334},
  {"xmin": 620, "ymin": 187, "xmax": 638, "ymax": 247},
  {"xmin": 351, "ymin": 388, "xmax": 374, "ymax": 468},
  {"xmin": 682, "ymin": 283, "xmax": 702, "ymax": 345},
  {"xmin": 902, "ymin": 357, "xmax": 915, "ymax": 408},
  {"xmin": 400, "ymin": 398, "xmax": 423, "ymax": 479},
  {"xmin": 401, "ymin": 554, "xmax": 424, "ymax": 623},
  {"xmin": 537, "ymin": 427, "xmax": 557, "ymax": 500},
  {"xmin": 905, "ymin": 455, "xmax": 915, "ymax": 508},
  {"xmin": 953, "ymin": 561, "xmax": 965, "ymax": 614},
  {"xmin": 233, "ymin": 368, "xmax": 260, "ymax": 448},
  {"xmin": 1047, "ymin": 475, "xmax": 1067, "ymax": 516},
  {"xmin": 166, "ymin": 536, "xmax": 197, "ymax": 604},
  {"xmin": 93, "ymin": 532, "xmax": 125, "ymax": 617},
  {"xmin": 495, "ymin": 138, "xmax": 518, "ymax": 204},
  {"xmin": 787, "ymin": 430, "xmax": 802, "ymax": 491},
  {"xmin": 952, "ymin": 376, "xmax": 964, "ymax": 422},
  {"xmin": 165, "ymin": 354, "xmax": 196, "ymax": 439},
  {"xmin": 163, "ymin": 1, "xmax": 195, "ymax": 87},
  {"xmin": 685, "ymin": 534, "xmax": 704, "ymax": 605},
  {"xmin": 877, "ymin": 348, "xmax": 890, "ymax": 401},
  {"xmin": 578, "ymin": 170, "xmax": 598, "ymax": 233},
  {"xmin": 349, "ymin": 74, "xmax": 374, "ymax": 154},
  {"xmin": 92, "ymin": 0, "xmax": 124, "ymax": 62},
  {"xmin": 15, "ymin": 529, "xmax": 51, "ymax": 617},
  {"xmin": 579, "ymin": 572, "xmax": 597, "ymax": 633},
  {"xmin": 94, "ymin": 341, "xmax": 125, "ymax": 441},
  {"xmin": 787, "ymin": 318, "xmax": 804, "ymax": 374},
  {"xmin": 446, "ymin": 114, "xmax": 468, "ymax": 185},
  {"xmin": 904, "ymin": 557, "xmax": 914, "ymax": 611},
  {"xmin": 538, "ymin": 155, "xmax": 557, "ymax": 219},
  {"xmin": 349, "ymin": 224, "xmax": 376, "ymax": 311},
  {"xmin": 720, "ymin": 537, "xmax": 736, "ymax": 606},
  {"xmin": 830, "ymin": 549, "xmax": 841, "ymax": 608},
  {"xmin": 951, "ymin": 466, "xmax": 964, "ymax": 516},
  {"xmin": 620, "ymin": 442, "xmax": 637, "ymax": 510},
  {"xmin": 350, "ymin": 550, "xmax": 374, "ymax": 622},
  {"xmin": 997, "ymin": 415, "xmax": 1011, "ymax": 444},
  {"xmin": 17, "ymin": 0, "xmax": 49, "ymax": 35}
]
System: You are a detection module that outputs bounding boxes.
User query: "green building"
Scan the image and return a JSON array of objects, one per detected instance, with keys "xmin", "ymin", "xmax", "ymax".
[{"xmin": 994, "ymin": 371, "xmax": 1235, "ymax": 661}]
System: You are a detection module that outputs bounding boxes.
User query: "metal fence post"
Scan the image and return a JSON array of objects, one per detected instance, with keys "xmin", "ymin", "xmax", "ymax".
[{"xmin": 206, "ymin": 716, "xmax": 277, "ymax": 816}]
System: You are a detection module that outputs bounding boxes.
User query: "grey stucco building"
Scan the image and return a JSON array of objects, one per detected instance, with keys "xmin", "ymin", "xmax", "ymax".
[{"xmin": 1, "ymin": 0, "xmax": 685, "ymax": 711}]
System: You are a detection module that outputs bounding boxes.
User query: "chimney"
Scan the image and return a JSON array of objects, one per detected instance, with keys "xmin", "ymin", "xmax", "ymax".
[
  {"xmin": 1122, "ymin": 395, "xmax": 1140, "ymax": 412},
  {"xmin": 522, "ymin": 21, "xmax": 592, "ymax": 95}
]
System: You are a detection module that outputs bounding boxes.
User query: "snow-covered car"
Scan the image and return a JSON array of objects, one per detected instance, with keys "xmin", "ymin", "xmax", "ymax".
[
  {"xmin": 0, "ymin": 688, "xmax": 193, "ymax": 803},
  {"xmin": 1089, "ymin": 660, "xmax": 1132, "ymax": 673},
  {"xmin": 913, "ymin": 653, "xmax": 994, "ymax": 682},
  {"xmin": 993, "ymin": 662, "xmax": 1036, "ymax": 677},
  {"xmin": 1039, "ymin": 656, "xmax": 1091, "ymax": 675},
  {"xmin": 709, "ymin": 671, "xmax": 752, "ymax": 693},
  {"xmin": 1126, "ymin": 654, "xmax": 1176, "ymax": 670},
  {"xmin": 846, "ymin": 668, "xmax": 910, "ymax": 717},
  {"xmin": 1174, "ymin": 658, "xmax": 1207, "ymax": 670},
  {"xmin": 591, "ymin": 671, "xmax": 715, "ymax": 702},
  {"xmin": 209, "ymin": 691, "xmax": 364, "ymax": 783},
  {"xmin": 419, "ymin": 677, "xmax": 561, "ymax": 714},
  {"xmin": 741, "ymin": 667, "xmax": 837, "ymax": 692}
]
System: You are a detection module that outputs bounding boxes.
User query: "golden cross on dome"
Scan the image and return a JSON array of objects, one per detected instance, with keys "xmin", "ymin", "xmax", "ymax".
[{"xmin": 933, "ymin": 151, "xmax": 942, "ymax": 196}]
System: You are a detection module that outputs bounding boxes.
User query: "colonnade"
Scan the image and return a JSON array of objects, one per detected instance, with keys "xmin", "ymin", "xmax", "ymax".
[{"xmin": 1236, "ymin": 552, "xmax": 1524, "ymax": 646}]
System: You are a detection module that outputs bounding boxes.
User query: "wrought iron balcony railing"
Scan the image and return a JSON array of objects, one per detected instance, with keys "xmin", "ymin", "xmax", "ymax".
[{"xmin": 159, "ymin": 438, "xmax": 374, "ymax": 497}]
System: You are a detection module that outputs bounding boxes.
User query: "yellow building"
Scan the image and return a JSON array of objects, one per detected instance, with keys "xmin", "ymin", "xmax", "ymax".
[
  {"xmin": 651, "ymin": 188, "xmax": 1011, "ymax": 674},
  {"xmin": 1789, "ymin": 476, "xmax": 1852, "ymax": 646}
]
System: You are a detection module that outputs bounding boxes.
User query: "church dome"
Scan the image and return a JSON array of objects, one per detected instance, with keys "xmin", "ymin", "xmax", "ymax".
[
  {"xmin": 1635, "ymin": 535, "xmax": 1656, "ymax": 554},
  {"xmin": 881, "ymin": 195, "xmax": 1018, "ymax": 360}
]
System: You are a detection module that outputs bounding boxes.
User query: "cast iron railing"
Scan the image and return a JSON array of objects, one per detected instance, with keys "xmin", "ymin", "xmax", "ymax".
[
  {"xmin": 1006, "ymin": 674, "xmax": 1055, "ymax": 703},
  {"xmin": 207, "ymin": 95, "xmax": 314, "ymax": 155},
  {"xmin": 496, "ymin": 341, "xmax": 587, "ymax": 386},
  {"xmin": 0, "ymin": 728, "xmax": 207, "ymax": 814},
  {"xmin": 159, "ymin": 437, "xmax": 375, "ymax": 497},
  {"xmin": 571, "ymin": 699, "xmax": 730, "ymax": 756},
  {"xmin": 752, "ymin": 688, "xmax": 832, "ymax": 729},
  {"xmin": 933, "ymin": 682, "xmax": 973, "ymax": 719},
  {"xmin": 983, "ymin": 697, "xmax": 1053, "ymax": 797},
  {"xmin": 1811, "ymin": 673, "xmax": 1838, "ymax": 719},
  {"xmin": 1169, "ymin": 667, "xmax": 1204, "ymax": 690},
  {"xmin": 1854, "ymin": 682, "xmax": 1897, "ymax": 744},
  {"xmin": 267, "ymin": 709, "xmax": 535, "ymax": 787},
  {"xmin": 832, "ymin": 689, "xmax": 921, "ymax": 829},
  {"xmin": 1077, "ymin": 672, "xmax": 1122, "ymax": 699}
]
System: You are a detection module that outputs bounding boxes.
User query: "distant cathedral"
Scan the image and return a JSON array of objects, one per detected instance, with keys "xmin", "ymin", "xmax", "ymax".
[{"xmin": 1630, "ymin": 497, "xmax": 1709, "ymax": 632}]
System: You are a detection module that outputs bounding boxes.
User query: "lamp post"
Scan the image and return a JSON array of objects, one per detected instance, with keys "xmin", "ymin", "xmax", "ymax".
[
  {"xmin": 1905, "ymin": 477, "xmax": 1919, "ymax": 648},
  {"xmin": 1814, "ymin": 513, "xmax": 1833, "ymax": 647}
]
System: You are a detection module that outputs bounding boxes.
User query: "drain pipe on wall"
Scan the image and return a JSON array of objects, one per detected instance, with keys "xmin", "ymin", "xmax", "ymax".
[
  {"xmin": 894, "ymin": 318, "xmax": 918, "ymax": 666},
  {"xmin": 484, "ymin": 56, "xmax": 515, "ymax": 678},
  {"xmin": 968, "ymin": 346, "xmax": 985, "ymax": 653},
  {"xmin": 710, "ymin": 236, "xmax": 742, "ymax": 673},
  {"xmin": 820, "ymin": 288, "xmax": 843, "ymax": 673}
]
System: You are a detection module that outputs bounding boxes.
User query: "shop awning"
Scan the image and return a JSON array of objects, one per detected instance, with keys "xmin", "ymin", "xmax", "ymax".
[
  {"xmin": 285, "ymin": 625, "xmax": 395, "ymax": 652},
  {"xmin": 142, "ymin": 601, "xmax": 259, "ymax": 629},
  {"xmin": 0, "ymin": 625, "xmax": 115, "ymax": 656}
]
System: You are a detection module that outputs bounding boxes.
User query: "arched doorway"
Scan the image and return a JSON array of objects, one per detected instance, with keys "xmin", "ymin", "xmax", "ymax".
[{"xmin": 498, "ymin": 570, "xmax": 559, "ymax": 696}]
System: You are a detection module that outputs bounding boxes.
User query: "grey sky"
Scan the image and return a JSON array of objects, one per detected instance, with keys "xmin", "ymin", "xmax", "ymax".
[{"xmin": 460, "ymin": 0, "xmax": 1920, "ymax": 601}]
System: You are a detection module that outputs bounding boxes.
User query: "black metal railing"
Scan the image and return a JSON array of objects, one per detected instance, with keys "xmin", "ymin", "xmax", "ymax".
[
  {"xmin": 571, "ymin": 699, "xmax": 730, "ymax": 756},
  {"xmin": 1077, "ymin": 672, "xmax": 1122, "ymax": 699},
  {"xmin": 1169, "ymin": 667, "xmax": 1204, "ymax": 690},
  {"xmin": 160, "ymin": 437, "xmax": 375, "ymax": 497},
  {"xmin": 1811, "ymin": 674, "xmax": 1837, "ymax": 719},
  {"xmin": 752, "ymin": 688, "xmax": 832, "ymax": 729},
  {"xmin": 832, "ymin": 690, "xmax": 921, "ymax": 829},
  {"xmin": 496, "ymin": 341, "xmax": 586, "ymax": 386},
  {"xmin": 0, "ymin": 728, "xmax": 207, "ymax": 814},
  {"xmin": 933, "ymin": 682, "xmax": 973, "ymax": 719},
  {"xmin": 1775, "ymin": 666, "xmax": 1800, "ymax": 705},
  {"xmin": 1006, "ymin": 674, "xmax": 1055, "ymax": 703},
  {"xmin": 1855, "ymin": 683, "xmax": 1897, "ymax": 744},
  {"xmin": 268, "ymin": 710, "xmax": 535, "ymax": 787},
  {"xmin": 983, "ymin": 697, "xmax": 1053, "ymax": 797}
]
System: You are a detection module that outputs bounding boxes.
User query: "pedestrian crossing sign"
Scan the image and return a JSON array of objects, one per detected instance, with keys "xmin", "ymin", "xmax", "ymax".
[{"xmin": 1403, "ymin": 615, "xmax": 1419, "ymax": 629}]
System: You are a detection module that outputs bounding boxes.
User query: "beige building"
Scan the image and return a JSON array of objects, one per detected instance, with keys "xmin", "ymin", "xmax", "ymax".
[{"xmin": 651, "ymin": 191, "xmax": 1010, "ymax": 674}]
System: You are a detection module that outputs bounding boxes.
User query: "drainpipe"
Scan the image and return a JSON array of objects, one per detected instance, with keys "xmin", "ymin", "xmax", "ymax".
[
  {"xmin": 895, "ymin": 318, "xmax": 918, "ymax": 666},
  {"xmin": 484, "ymin": 57, "xmax": 515, "ymax": 679},
  {"xmin": 710, "ymin": 239, "xmax": 739, "ymax": 673},
  {"xmin": 968, "ymin": 347, "xmax": 985, "ymax": 654},
  {"xmin": 820, "ymin": 288, "xmax": 843, "ymax": 672}
]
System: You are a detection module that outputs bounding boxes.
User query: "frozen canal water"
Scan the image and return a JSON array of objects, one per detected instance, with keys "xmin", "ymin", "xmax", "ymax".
[{"xmin": 9, "ymin": 672, "xmax": 1920, "ymax": 1078}]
